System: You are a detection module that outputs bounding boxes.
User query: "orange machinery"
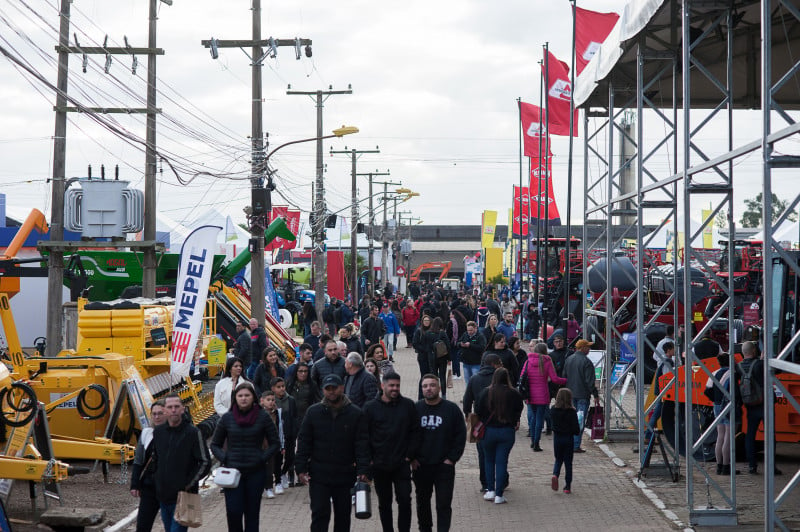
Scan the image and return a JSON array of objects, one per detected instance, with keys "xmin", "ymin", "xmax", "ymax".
[{"xmin": 409, "ymin": 261, "xmax": 452, "ymax": 282}]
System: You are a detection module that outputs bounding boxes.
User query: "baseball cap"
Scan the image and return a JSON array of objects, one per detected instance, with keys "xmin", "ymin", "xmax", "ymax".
[
  {"xmin": 322, "ymin": 374, "xmax": 344, "ymax": 388},
  {"xmin": 575, "ymin": 339, "xmax": 594, "ymax": 349}
]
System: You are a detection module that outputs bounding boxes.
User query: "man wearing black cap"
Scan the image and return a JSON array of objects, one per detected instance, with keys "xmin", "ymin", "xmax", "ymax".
[{"xmin": 296, "ymin": 374, "xmax": 370, "ymax": 532}]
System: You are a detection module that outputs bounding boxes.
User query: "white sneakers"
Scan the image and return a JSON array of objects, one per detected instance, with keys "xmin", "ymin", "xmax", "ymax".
[
  {"xmin": 280, "ymin": 474, "xmax": 290, "ymax": 489},
  {"xmin": 274, "ymin": 484, "xmax": 284, "ymax": 495},
  {"xmin": 483, "ymin": 490, "xmax": 507, "ymax": 504},
  {"xmin": 264, "ymin": 489, "xmax": 275, "ymax": 499},
  {"xmin": 482, "ymin": 490, "xmax": 495, "ymax": 501},
  {"xmin": 494, "ymin": 496, "xmax": 507, "ymax": 504}
]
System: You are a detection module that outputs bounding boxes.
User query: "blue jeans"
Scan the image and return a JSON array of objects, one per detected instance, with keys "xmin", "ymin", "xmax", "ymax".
[
  {"xmin": 482, "ymin": 426, "xmax": 515, "ymax": 497},
  {"xmin": 463, "ymin": 364, "xmax": 481, "ymax": 384},
  {"xmin": 223, "ymin": 468, "xmax": 266, "ymax": 532},
  {"xmin": 246, "ymin": 361, "xmax": 259, "ymax": 380},
  {"xmin": 573, "ymin": 398, "xmax": 589, "ymax": 450},
  {"xmin": 644, "ymin": 399, "xmax": 663, "ymax": 442},
  {"xmin": 527, "ymin": 404, "xmax": 548, "ymax": 446},
  {"xmin": 384, "ymin": 333, "xmax": 395, "ymax": 358},
  {"xmin": 159, "ymin": 502, "xmax": 188, "ymax": 532}
]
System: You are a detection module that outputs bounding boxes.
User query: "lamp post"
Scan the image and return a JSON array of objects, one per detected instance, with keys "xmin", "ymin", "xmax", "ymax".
[{"xmin": 249, "ymin": 126, "xmax": 358, "ymax": 326}]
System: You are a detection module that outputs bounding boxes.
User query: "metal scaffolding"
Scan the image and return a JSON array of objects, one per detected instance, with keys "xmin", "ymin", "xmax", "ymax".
[{"xmin": 577, "ymin": 0, "xmax": 800, "ymax": 526}]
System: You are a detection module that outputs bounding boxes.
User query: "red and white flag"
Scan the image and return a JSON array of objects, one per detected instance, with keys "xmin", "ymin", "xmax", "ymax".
[
  {"xmin": 519, "ymin": 102, "xmax": 552, "ymax": 159},
  {"xmin": 530, "ymin": 158, "xmax": 561, "ymax": 225},
  {"xmin": 574, "ymin": 6, "xmax": 619, "ymax": 75},
  {"xmin": 265, "ymin": 206, "xmax": 300, "ymax": 251},
  {"xmin": 512, "ymin": 186, "xmax": 531, "ymax": 237},
  {"xmin": 542, "ymin": 50, "xmax": 579, "ymax": 137}
]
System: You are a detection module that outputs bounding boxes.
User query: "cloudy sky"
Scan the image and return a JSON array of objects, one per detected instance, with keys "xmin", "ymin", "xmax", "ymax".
[{"xmin": 0, "ymin": 0, "xmax": 782, "ymax": 235}]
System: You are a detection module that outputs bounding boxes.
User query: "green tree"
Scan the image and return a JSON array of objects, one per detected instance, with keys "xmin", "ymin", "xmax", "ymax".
[
  {"xmin": 488, "ymin": 273, "xmax": 508, "ymax": 286},
  {"xmin": 343, "ymin": 251, "xmax": 367, "ymax": 291},
  {"xmin": 714, "ymin": 209, "xmax": 728, "ymax": 230},
  {"xmin": 740, "ymin": 193, "xmax": 797, "ymax": 228}
]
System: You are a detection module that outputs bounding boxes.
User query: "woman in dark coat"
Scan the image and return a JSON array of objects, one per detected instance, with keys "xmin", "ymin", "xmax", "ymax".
[
  {"xmin": 412, "ymin": 314, "xmax": 434, "ymax": 399},
  {"xmin": 430, "ymin": 317, "xmax": 451, "ymax": 399},
  {"xmin": 211, "ymin": 382, "xmax": 280, "ymax": 532}
]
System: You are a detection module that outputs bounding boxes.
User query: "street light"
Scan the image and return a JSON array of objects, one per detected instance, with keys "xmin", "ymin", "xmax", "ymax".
[{"xmin": 249, "ymin": 125, "xmax": 358, "ymax": 328}]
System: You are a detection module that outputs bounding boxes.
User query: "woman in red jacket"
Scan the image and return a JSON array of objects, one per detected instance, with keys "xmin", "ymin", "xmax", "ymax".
[
  {"xmin": 523, "ymin": 342, "xmax": 566, "ymax": 452},
  {"xmin": 401, "ymin": 300, "xmax": 420, "ymax": 347}
]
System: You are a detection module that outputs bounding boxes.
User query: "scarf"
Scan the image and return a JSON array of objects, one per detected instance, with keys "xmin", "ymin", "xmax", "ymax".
[{"xmin": 232, "ymin": 401, "xmax": 260, "ymax": 427}]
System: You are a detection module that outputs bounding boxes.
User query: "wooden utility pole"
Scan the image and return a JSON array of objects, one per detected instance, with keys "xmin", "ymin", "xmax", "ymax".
[
  {"xmin": 45, "ymin": 0, "xmax": 71, "ymax": 356},
  {"xmin": 201, "ymin": 9, "xmax": 311, "ymax": 327},
  {"xmin": 287, "ymin": 87, "xmax": 352, "ymax": 319},
  {"xmin": 330, "ymin": 147, "xmax": 380, "ymax": 303},
  {"xmin": 45, "ymin": 0, "xmax": 166, "ymax": 354},
  {"xmin": 142, "ymin": 0, "xmax": 158, "ymax": 297},
  {"xmin": 355, "ymin": 170, "xmax": 390, "ymax": 291}
]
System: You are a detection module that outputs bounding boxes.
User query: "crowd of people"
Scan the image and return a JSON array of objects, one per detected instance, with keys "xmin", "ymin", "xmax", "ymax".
[{"xmin": 132, "ymin": 282, "xmax": 601, "ymax": 532}]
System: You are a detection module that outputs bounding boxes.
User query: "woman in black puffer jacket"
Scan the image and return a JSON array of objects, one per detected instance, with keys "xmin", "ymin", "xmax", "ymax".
[{"xmin": 211, "ymin": 382, "xmax": 280, "ymax": 532}]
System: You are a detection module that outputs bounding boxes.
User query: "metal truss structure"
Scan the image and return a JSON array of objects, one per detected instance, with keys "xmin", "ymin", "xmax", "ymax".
[{"xmin": 578, "ymin": 0, "xmax": 800, "ymax": 527}]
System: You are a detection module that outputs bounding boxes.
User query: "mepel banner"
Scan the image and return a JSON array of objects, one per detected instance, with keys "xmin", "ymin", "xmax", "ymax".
[
  {"xmin": 481, "ymin": 210, "xmax": 497, "ymax": 249},
  {"xmin": 171, "ymin": 225, "xmax": 221, "ymax": 377},
  {"xmin": 519, "ymin": 102, "xmax": 552, "ymax": 159},
  {"xmin": 264, "ymin": 267, "xmax": 280, "ymax": 321},
  {"xmin": 512, "ymin": 186, "xmax": 531, "ymax": 237},
  {"xmin": 530, "ymin": 160, "xmax": 561, "ymax": 226}
]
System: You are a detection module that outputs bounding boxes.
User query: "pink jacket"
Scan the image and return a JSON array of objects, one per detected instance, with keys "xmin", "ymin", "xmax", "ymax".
[{"xmin": 524, "ymin": 352, "xmax": 567, "ymax": 405}]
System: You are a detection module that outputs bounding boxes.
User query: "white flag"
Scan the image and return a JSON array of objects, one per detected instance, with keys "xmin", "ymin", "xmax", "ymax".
[{"xmin": 171, "ymin": 225, "xmax": 221, "ymax": 377}]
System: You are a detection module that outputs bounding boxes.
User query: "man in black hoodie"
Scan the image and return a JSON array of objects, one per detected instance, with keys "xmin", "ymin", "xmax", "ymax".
[
  {"xmin": 413, "ymin": 374, "xmax": 467, "ymax": 532},
  {"xmin": 296, "ymin": 374, "xmax": 370, "ymax": 532},
  {"xmin": 150, "ymin": 394, "xmax": 211, "ymax": 532},
  {"xmin": 363, "ymin": 372, "xmax": 421, "ymax": 532}
]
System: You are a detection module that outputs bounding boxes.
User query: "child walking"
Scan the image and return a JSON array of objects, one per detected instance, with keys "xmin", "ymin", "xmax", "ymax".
[
  {"xmin": 550, "ymin": 387, "xmax": 581, "ymax": 494},
  {"xmin": 260, "ymin": 390, "xmax": 285, "ymax": 498}
]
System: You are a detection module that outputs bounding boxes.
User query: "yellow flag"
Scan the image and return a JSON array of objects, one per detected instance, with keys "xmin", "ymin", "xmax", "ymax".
[
  {"xmin": 701, "ymin": 208, "xmax": 714, "ymax": 248},
  {"xmin": 481, "ymin": 210, "xmax": 497, "ymax": 249}
]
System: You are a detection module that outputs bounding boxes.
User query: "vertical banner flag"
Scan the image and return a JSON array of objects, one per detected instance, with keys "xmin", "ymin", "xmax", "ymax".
[
  {"xmin": 171, "ymin": 225, "xmax": 221, "ymax": 377},
  {"xmin": 542, "ymin": 50, "xmax": 579, "ymax": 136},
  {"xmin": 512, "ymin": 186, "xmax": 531, "ymax": 237},
  {"xmin": 701, "ymin": 208, "xmax": 714, "ymax": 249},
  {"xmin": 574, "ymin": 6, "xmax": 620, "ymax": 75},
  {"xmin": 264, "ymin": 267, "xmax": 280, "ymax": 320},
  {"xmin": 265, "ymin": 206, "xmax": 300, "ymax": 251},
  {"xmin": 530, "ymin": 160, "xmax": 561, "ymax": 225},
  {"xmin": 519, "ymin": 102, "xmax": 552, "ymax": 159},
  {"xmin": 481, "ymin": 210, "xmax": 497, "ymax": 249},
  {"xmin": 282, "ymin": 210, "xmax": 301, "ymax": 250}
]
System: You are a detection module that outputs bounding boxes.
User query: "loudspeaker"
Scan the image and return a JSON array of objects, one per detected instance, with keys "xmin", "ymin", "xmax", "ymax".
[
  {"xmin": 325, "ymin": 215, "xmax": 337, "ymax": 228},
  {"xmin": 357, "ymin": 223, "xmax": 365, "ymax": 233}
]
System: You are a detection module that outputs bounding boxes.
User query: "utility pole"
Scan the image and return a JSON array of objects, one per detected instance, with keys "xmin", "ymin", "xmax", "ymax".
[
  {"xmin": 45, "ymin": 0, "xmax": 71, "ymax": 356},
  {"xmin": 201, "ymin": 8, "xmax": 311, "ymax": 327},
  {"xmin": 374, "ymin": 180, "xmax": 402, "ymax": 286},
  {"xmin": 330, "ymin": 147, "xmax": 380, "ymax": 303},
  {"xmin": 142, "ymin": 0, "xmax": 158, "ymax": 297},
  {"xmin": 45, "ymin": 0, "xmax": 168, "ymax": 354},
  {"xmin": 287, "ymin": 86, "xmax": 352, "ymax": 319},
  {"xmin": 356, "ymin": 170, "xmax": 390, "ymax": 292}
]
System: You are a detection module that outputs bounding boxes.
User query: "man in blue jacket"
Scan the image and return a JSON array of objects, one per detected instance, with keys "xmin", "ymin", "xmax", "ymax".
[{"xmin": 379, "ymin": 302, "xmax": 401, "ymax": 362}]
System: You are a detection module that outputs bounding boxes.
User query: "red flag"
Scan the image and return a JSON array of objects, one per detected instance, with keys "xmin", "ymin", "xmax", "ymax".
[
  {"xmin": 512, "ymin": 186, "xmax": 531, "ymax": 237},
  {"xmin": 265, "ymin": 206, "xmax": 299, "ymax": 251},
  {"xmin": 281, "ymin": 210, "xmax": 301, "ymax": 250},
  {"xmin": 542, "ymin": 50, "xmax": 578, "ymax": 137},
  {"xmin": 530, "ymin": 158, "xmax": 561, "ymax": 225},
  {"xmin": 519, "ymin": 102, "xmax": 552, "ymax": 159},
  {"xmin": 574, "ymin": 6, "xmax": 619, "ymax": 75}
]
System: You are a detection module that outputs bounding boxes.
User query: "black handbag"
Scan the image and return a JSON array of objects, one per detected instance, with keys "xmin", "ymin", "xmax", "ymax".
[{"xmin": 517, "ymin": 361, "xmax": 530, "ymax": 398}]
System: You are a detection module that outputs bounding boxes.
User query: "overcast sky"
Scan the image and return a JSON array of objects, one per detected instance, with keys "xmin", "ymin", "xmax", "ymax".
[{"xmin": 0, "ymin": 0, "xmax": 785, "ymax": 235}]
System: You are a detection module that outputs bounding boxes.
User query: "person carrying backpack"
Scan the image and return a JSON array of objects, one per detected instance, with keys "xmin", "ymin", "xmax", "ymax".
[{"xmin": 736, "ymin": 341, "xmax": 781, "ymax": 476}]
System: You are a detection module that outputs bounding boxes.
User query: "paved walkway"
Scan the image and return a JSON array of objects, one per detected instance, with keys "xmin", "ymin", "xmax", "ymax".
[{"xmin": 131, "ymin": 340, "xmax": 679, "ymax": 531}]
